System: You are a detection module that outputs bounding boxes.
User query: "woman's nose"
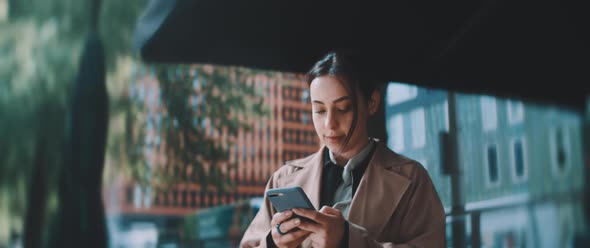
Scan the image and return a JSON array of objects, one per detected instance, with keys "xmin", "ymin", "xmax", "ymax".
[{"xmin": 325, "ymin": 111, "xmax": 338, "ymax": 129}]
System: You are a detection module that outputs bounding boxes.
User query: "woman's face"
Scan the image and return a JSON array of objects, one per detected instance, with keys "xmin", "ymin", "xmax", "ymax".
[{"xmin": 310, "ymin": 76, "xmax": 370, "ymax": 159}]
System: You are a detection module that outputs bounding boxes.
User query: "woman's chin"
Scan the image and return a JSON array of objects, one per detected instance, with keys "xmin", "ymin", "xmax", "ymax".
[{"xmin": 325, "ymin": 142, "xmax": 342, "ymax": 152}]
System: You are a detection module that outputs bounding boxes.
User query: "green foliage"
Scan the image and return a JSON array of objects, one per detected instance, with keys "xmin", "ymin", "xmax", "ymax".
[
  {"xmin": 0, "ymin": 0, "xmax": 267, "ymax": 244},
  {"xmin": 0, "ymin": 0, "xmax": 148, "ymax": 244},
  {"xmin": 125, "ymin": 64, "xmax": 268, "ymax": 193}
]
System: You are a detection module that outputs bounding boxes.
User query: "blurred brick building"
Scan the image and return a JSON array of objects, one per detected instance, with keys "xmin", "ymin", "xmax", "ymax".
[{"xmin": 105, "ymin": 64, "xmax": 320, "ymax": 217}]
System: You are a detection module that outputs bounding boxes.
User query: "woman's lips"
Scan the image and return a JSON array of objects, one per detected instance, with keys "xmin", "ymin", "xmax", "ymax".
[{"xmin": 324, "ymin": 135, "xmax": 344, "ymax": 143}]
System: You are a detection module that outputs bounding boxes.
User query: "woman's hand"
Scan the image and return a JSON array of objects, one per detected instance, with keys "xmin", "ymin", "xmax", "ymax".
[
  {"xmin": 270, "ymin": 210, "xmax": 311, "ymax": 248},
  {"xmin": 292, "ymin": 206, "xmax": 346, "ymax": 248}
]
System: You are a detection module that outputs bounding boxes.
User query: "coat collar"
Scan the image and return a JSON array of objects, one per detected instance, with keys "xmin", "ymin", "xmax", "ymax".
[
  {"xmin": 281, "ymin": 150, "xmax": 324, "ymax": 210},
  {"xmin": 281, "ymin": 141, "xmax": 412, "ymax": 237},
  {"xmin": 347, "ymin": 143, "xmax": 411, "ymax": 237}
]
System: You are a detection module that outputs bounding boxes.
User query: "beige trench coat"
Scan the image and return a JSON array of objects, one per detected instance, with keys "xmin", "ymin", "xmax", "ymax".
[{"xmin": 240, "ymin": 141, "xmax": 446, "ymax": 247}]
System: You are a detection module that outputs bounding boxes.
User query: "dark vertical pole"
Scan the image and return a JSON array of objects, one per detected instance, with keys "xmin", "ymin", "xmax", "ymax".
[
  {"xmin": 471, "ymin": 212, "xmax": 481, "ymax": 248},
  {"xmin": 23, "ymin": 106, "xmax": 50, "ymax": 248},
  {"xmin": 574, "ymin": 96, "xmax": 590, "ymax": 247},
  {"xmin": 584, "ymin": 97, "xmax": 590, "ymax": 241},
  {"xmin": 52, "ymin": 0, "xmax": 108, "ymax": 247},
  {"xmin": 448, "ymin": 92, "xmax": 465, "ymax": 248}
]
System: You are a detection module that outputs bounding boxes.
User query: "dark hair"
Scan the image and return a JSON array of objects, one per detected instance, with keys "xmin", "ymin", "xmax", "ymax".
[{"xmin": 306, "ymin": 51, "xmax": 377, "ymax": 152}]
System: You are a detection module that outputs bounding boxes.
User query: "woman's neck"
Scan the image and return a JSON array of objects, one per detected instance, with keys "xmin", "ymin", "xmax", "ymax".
[{"xmin": 332, "ymin": 138, "xmax": 370, "ymax": 166}]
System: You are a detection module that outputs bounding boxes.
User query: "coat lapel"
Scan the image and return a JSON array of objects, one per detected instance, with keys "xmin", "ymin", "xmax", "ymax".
[
  {"xmin": 347, "ymin": 143, "xmax": 411, "ymax": 238},
  {"xmin": 273, "ymin": 150, "xmax": 325, "ymax": 248},
  {"xmin": 276, "ymin": 143, "xmax": 412, "ymax": 240},
  {"xmin": 277, "ymin": 148, "xmax": 324, "ymax": 210}
]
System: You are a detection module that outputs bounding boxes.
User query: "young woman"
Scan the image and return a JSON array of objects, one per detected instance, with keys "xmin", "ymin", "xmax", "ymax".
[{"xmin": 241, "ymin": 51, "xmax": 446, "ymax": 247}]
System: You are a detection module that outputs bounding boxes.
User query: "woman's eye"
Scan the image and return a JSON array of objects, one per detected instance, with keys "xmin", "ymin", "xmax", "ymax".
[
  {"xmin": 314, "ymin": 110, "xmax": 325, "ymax": 114},
  {"xmin": 338, "ymin": 107, "xmax": 351, "ymax": 112}
]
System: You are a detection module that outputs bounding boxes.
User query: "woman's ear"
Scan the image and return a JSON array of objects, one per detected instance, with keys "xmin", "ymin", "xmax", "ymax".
[{"xmin": 368, "ymin": 90, "xmax": 381, "ymax": 115}]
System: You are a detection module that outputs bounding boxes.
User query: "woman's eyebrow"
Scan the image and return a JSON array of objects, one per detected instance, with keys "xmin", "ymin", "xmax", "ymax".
[{"xmin": 312, "ymin": 96, "xmax": 351, "ymax": 105}]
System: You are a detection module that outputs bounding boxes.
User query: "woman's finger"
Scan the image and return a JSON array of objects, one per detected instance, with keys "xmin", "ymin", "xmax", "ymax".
[
  {"xmin": 276, "ymin": 217, "xmax": 302, "ymax": 234},
  {"xmin": 319, "ymin": 206, "xmax": 342, "ymax": 217},
  {"xmin": 270, "ymin": 210, "xmax": 293, "ymax": 225},
  {"xmin": 272, "ymin": 227, "xmax": 311, "ymax": 246},
  {"xmin": 292, "ymin": 208, "xmax": 328, "ymax": 224},
  {"xmin": 295, "ymin": 218, "xmax": 323, "ymax": 234}
]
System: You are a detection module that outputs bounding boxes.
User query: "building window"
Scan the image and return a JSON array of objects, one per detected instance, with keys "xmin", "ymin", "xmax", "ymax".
[
  {"xmin": 173, "ymin": 189, "xmax": 180, "ymax": 206},
  {"xmin": 286, "ymin": 86, "xmax": 291, "ymax": 99},
  {"xmin": 153, "ymin": 193, "xmax": 160, "ymax": 206},
  {"xmin": 190, "ymin": 191, "xmax": 197, "ymax": 208},
  {"xmin": 217, "ymin": 191, "xmax": 224, "ymax": 205},
  {"xmin": 551, "ymin": 126, "xmax": 570, "ymax": 176},
  {"xmin": 143, "ymin": 186, "xmax": 152, "ymax": 208},
  {"xmin": 388, "ymin": 114, "xmax": 404, "ymax": 152},
  {"xmin": 281, "ymin": 87, "xmax": 287, "ymax": 99},
  {"xmin": 511, "ymin": 137, "xmax": 527, "ymax": 182},
  {"xmin": 182, "ymin": 191, "xmax": 188, "ymax": 207},
  {"xmin": 386, "ymin": 83, "xmax": 417, "ymax": 106},
  {"xmin": 126, "ymin": 186, "xmax": 134, "ymax": 205},
  {"xmin": 443, "ymin": 100, "xmax": 449, "ymax": 132},
  {"xmin": 199, "ymin": 192, "xmax": 205, "ymax": 207},
  {"xmin": 290, "ymin": 108, "xmax": 295, "ymax": 121},
  {"xmin": 173, "ymin": 165, "xmax": 179, "ymax": 177},
  {"xmin": 480, "ymin": 96, "xmax": 498, "ymax": 131},
  {"xmin": 302, "ymin": 112, "xmax": 308, "ymax": 124},
  {"xmin": 283, "ymin": 108, "xmax": 291, "ymax": 121},
  {"xmin": 161, "ymin": 192, "xmax": 168, "ymax": 206},
  {"xmin": 133, "ymin": 184, "xmax": 142, "ymax": 208},
  {"xmin": 507, "ymin": 100, "xmax": 525, "ymax": 125},
  {"xmin": 410, "ymin": 108, "xmax": 426, "ymax": 149},
  {"xmin": 302, "ymin": 88, "xmax": 309, "ymax": 103},
  {"xmin": 485, "ymin": 144, "xmax": 500, "ymax": 186},
  {"xmin": 208, "ymin": 192, "xmax": 214, "ymax": 207},
  {"xmin": 294, "ymin": 87, "xmax": 299, "ymax": 100},
  {"xmin": 283, "ymin": 129, "xmax": 289, "ymax": 143}
]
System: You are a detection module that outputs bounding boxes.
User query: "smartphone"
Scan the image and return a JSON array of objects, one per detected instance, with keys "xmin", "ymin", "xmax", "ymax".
[
  {"xmin": 266, "ymin": 186, "xmax": 316, "ymax": 225},
  {"xmin": 266, "ymin": 186, "xmax": 315, "ymax": 212}
]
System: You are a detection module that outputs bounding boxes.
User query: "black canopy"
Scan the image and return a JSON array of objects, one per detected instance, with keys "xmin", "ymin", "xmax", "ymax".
[{"xmin": 134, "ymin": 0, "xmax": 589, "ymax": 110}]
